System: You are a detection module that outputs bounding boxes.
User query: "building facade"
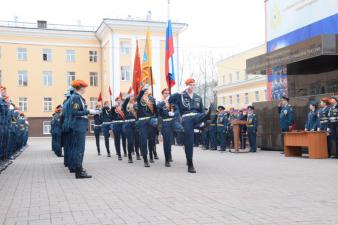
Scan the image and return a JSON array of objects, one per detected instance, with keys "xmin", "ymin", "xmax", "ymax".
[
  {"xmin": 215, "ymin": 45, "xmax": 267, "ymax": 110},
  {"xmin": 0, "ymin": 19, "xmax": 187, "ymax": 136}
]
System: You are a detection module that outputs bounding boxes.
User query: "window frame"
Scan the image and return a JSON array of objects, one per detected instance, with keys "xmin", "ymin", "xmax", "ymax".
[
  {"xmin": 43, "ymin": 121, "xmax": 51, "ymax": 135},
  {"xmin": 89, "ymin": 72, "xmax": 98, "ymax": 87},
  {"xmin": 43, "ymin": 71, "xmax": 53, "ymax": 86},
  {"xmin": 42, "ymin": 48, "xmax": 52, "ymax": 62},
  {"xmin": 121, "ymin": 66, "xmax": 131, "ymax": 81},
  {"xmin": 245, "ymin": 93, "xmax": 249, "ymax": 104},
  {"xmin": 89, "ymin": 51, "xmax": 97, "ymax": 62},
  {"xmin": 19, "ymin": 97, "xmax": 28, "ymax": 112},
  {"xmin": 66, "ymin": 50, "xmax": 75, "ymax": 62},
  {"xmin": 43, "ymin": 97, "xmax": 53, "ymax": 112},
  {"xmin": 67, "ymin": 71, "xmax": 76, "ymax": 86},
  {"xmin": 17, "ymin": 48, "xmax": 27, "ymax": 61},
  {"xmin": 89, "ymin": 97, "xmax": 98, "ymax": 110},
  {"xmin": 255, "ymin": 91, "xmax": 260, "ymax": 102},
  {"xmin": 18, "ymin": 70, "xmax": 28, "ymax": 87}
]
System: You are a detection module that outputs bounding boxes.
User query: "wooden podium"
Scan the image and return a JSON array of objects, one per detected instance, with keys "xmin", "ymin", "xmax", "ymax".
[
  {"xmin": 283, "ymin": 131, "xmax": 328, "ymax": 159},
  {"xmin": 231, "ymin": 120, "xmax": 248, "ymax": 152}
]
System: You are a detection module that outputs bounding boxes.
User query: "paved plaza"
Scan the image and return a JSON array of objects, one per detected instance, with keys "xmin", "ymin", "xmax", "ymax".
[{"xmin": 1, "ymin": 138, "xmax": 338, "ymax": 225}]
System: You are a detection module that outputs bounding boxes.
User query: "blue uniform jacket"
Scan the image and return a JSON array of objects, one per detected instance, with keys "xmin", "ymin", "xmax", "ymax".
[
  {"xmin": 137, "ymin": 89, "xmax": 157, "ymax": 118},
  {"xmin": 278, "ymin": 105, "xmax": 294, "ymax": 130},
  {"xmin": 317, "ymin": 107, "xmax": 330, "ymax": 131},
  {"xmin": 68, "ymin": 92, "xmax": 89, "ymax": 132},
  {"xmin": 247, "ymin": 113, "xmax": 257, "ymax": 132},
  {"xmin": 305, "ymin": 110, "xmax": 318, "ymax": 131},
  {"xmin": 216, "ymin": 112, "xmax": 229, "ymax": 133},
  {"xmin": 169, "ymin": 91, "xmax": 204, "ymax": 115}
]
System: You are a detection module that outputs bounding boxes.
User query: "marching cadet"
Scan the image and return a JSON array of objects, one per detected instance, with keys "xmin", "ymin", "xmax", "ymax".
[
  {"xmin": 122, "ymin": 95, "xmax": 139, "ymax": 163},
  {"xmin": 0, "ymin": 85, "xmax": 10, "ymax": 161},
  {"xmin": 51, "ymin": 105, "xmax": 63, "ymax": 157},
  {"xmin": 216, "ymin": 106, "xmax": 228, "ymax": 152},
  {"xmin": 317, "ymin": 98, "xmax": 332, "ymax": 157},
  {"xmin": 136, "ymin": 86, "xmax": 158, "ymax": 167},
  {"xmin": 304, "ymin": 101, "xmax": 318, "ymax": 132},
  {"xmin": 17, "ymin": 113, "xmax": 26, "ymax": 150},
  {"xmin": 208, "ymin": 107, "xmax": 218, "ymax": 150},
  {"xmin": 246, "ymin": 106, "xmax": 257, "ymax": 152},
  {"xmin": 328, "ymin": 96, "xmax": 338, "ymax": 158},
  {"xmin": 169, "ymin": 78, "xmax": 212, "ymax": 173},
  {"xmin": 66, "ymin": 79, "xmax": 99, "ymax": 179},
  {"xmin": 157, "ymin": 88, "xmax": 176, "ymax": 167},
  {"xmin": 239, "ymin": 109, "xmax": 247, "ymax": 150},
  {"xmin": 111, "ymin": 95, "xmax": 127, "ymax": 160},
  {"xmin": 93, "ymin": 103, "xmax": 102, "ymax": 155},
  {"xmin": 227, "ymin": 108, "xmax": 236, "ymax": 149},
  {"xmin": 101, "ymin": 101, "xmax": 112, "ymax": 157}
]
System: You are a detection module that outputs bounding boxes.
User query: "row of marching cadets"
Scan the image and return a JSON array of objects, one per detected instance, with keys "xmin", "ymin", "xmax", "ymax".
[
  {"xmin": 0, "ymin": 85, "xmax": 29, "ymax": 171},
  {"xmin": 304, "ymin": 96, "xmax": 338, "ymax": 158}
]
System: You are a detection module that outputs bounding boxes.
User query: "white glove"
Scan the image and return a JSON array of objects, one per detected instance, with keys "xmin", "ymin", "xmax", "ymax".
[
  {"xmin": 168, "ymin": 111, "xmax": 175, "ymax": 117},
  {"xmin": 200, "ymin": 122, "xmax": 205, "ymax": 127},
  {"xmin": 317, "ymin": 128, "xmax": 320, "ymax": 131},
  {"xmin": 89, "ymin": 109, "xmax": 99, "ymax": 115},
  {"xmin": 327, "ymin": 128, "xmax": 330, "ymax": 133}
]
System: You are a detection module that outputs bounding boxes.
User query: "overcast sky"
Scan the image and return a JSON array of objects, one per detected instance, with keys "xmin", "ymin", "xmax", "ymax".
[{"xmin": 0, "ymin": 0, "xmax": 265, "ymax": 59}]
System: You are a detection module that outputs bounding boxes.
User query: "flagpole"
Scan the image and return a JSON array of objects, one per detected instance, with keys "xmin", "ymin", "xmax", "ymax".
[{"xmin": 168, "ymin": 0, "xmax": 171, "ymax": 96}]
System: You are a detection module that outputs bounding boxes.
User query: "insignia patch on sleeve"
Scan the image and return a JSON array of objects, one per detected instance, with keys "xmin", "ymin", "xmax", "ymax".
[{"xmin": 73, "ymin": 103, "xmax": 80, "ymax": 110}]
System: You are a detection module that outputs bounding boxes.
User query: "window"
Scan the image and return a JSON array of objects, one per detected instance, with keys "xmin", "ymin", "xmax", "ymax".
[
  {"xmin": 43, "ymin": 71, "xmax": 52, "ymax": 86},
  {"xmin": 236, "ymin": 94, "xmax": 240, "ymax": 104},
  {"xmin": 244, "ymin": 73, "xmax": 248, "ymax": 80},
  {"xmin": 229, "ymin": 96, "xmax": 233, "ymax": 105},
  {"xmin": 89, "ymin": 51, "xmax": 97, "ymax": 62},
  {"xmin": 121, "ymin": 66, "xmax": 130, "ymax": 81},
  {"xmin": 255, "ymin": 91, "xmax": 260, "ymax": 102},
  {"xmin": 245, "ymin": 93, "xmax": 249, "ymax": 104},
  {"xmin": 43, "ymin": 121, "xmax": 51, "ymax": 135},
  {"xmin": 89, "ymin": 120, "xmax": 95, "ymax": 134},
  {"xmin": 236, "ymin": 72, "xmax": 240, "ymax": 81},
  {"xmin": 89, "ymin": 97, "xmax": 98, "ymax": 110},
  {"xmin": 228, "ymin": 73, "xmax": 232, "ymax": 84},
  {"xmin": 222, "ymin": 75, "xmax": 225, "ymax": 84},
  {"xmin": 90, "ymin": 72, "xmax": 98, "ymax": 86},
  {"xmin": 19, "ymin": 97, "xmax": 27, "ymax": 112},
  {"xmin": 17, "ymin": 48, "xmax": 27, "ymax": 61},
  {"xmin": 222, "ymin": 96, "xmax": 226, "ymax": 105},
  {"xmin": 43, "ymin": 49, "xmax": 52, "ymax": 61},
  {"xmin": 66, "ymin": 50, "xmax": 75, "ymax": 62},
  {"xmin": 18, "ymin": 71, "xmax": 28, "ymax": 86},
  {"xmin": 43, "ymin": 97, "xmax": 52, "ymax": 112},
  {"xmin": 67, "ymin": 72, "xmax": 75, "ymax": 86},
  {"xmin": 0, "ymin": 70, "xmax": 2, "ymax": 85},
  {"xmin": 120, "ymin": 41, "xmax": 130, "ymax": 54}
]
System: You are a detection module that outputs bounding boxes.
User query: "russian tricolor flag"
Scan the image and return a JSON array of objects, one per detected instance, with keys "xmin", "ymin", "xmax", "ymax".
[{"xmin": 165, "ymin": 19, "xmax": 175, "ymax": 89}]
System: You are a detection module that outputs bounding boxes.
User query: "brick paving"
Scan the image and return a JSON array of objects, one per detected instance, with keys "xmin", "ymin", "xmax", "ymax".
[{"xmin": 1, "ymin": 137, "xmax": 338, "ymax": 225}]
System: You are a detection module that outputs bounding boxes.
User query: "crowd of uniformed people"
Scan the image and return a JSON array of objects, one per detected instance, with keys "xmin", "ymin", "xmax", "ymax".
[{"xmin": 0, "ymin": 85, "xmax": 29, "ymax": 172}]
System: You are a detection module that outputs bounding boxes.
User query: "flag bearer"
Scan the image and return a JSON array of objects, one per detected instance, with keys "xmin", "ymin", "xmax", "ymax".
[
  {"xmin": 93, "ymin": 103, "xmax": 102, "ymax": 155},
  {"xmin": 169, "ymin": 78, "xmax": 212, "ymax": 173},
  {"xmin": 101, "ymin": 101, "xmax": 112, "ymax": 157},
  {"xmin": 246, "ymin": 106, "xmax": 257, "ymax": 152},
  {"xmin": 111, "ymin": 96, "xmax": 127, "ymax": 161},
  {"xmin": 122, "ymin": 95, "xmax": 138, "ymax": 163},
  {"xmin": 157, "ymin": 88, "xmax": 176, "ymax": 167},
  {"xmin": 136, "ymin": 87, "xmax": 158, "ymax": 167}
]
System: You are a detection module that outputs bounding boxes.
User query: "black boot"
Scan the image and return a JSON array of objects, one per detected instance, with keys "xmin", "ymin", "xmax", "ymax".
[
  {"xmin": 136, "ymin": 154, "xmax": 141, "ymax": 160},
  {"xmin": 118, "ymin": 155, "xmax": 122, "ymax": 160},
  {"xmin": 169, "ymin": 152, "xmax": 173, "ymax": 162},
  {"xmin": 154, "ymin": 149, "xmax": 159, "ymax": 160},
  {"xmin": 165, "ymin": 153, "xmax": 171, "ymax": 167},
  {"xmin": 107, "ymin": 151, "xmax": 111, "ymax": 157},
  {"xmin": 143, "ymin": 156, "xmax": 150, "ymax": 167},
  {"xmin": 128, "ymin": 155, "xmax": 133, "ymax": 163},
  {"xmin": 75, "ymin": 168, "xmax": 92, "ymax": 179},
  {"xmin": 187, "ymin": 160, "xmax": 196, "ymax": 173}
]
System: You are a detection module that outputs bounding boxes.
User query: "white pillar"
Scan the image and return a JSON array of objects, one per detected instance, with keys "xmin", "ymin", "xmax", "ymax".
[
  {"xmin": 152, "ymin": 37, "xmax": 161, "ymax": 99},
  {"xmin": 111, "ymin": 34, "xmax": 120, "ymax": 100}
]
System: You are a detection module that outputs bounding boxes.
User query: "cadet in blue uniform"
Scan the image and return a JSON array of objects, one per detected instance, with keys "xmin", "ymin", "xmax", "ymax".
[
  {"xmin": 169, "ymin": 78, "xmax": 212, "ymax": 173},
  {"xmin": 246, "ymin": 106, "xmax": 257, "ymax": 152},
  {"xmin": 304, "ymin": 101, "xmax": 318, "ymax": 132},
  {"xmin": 239, "ymin": 109, "xmax": 247, "ymax": 149},
  {"xmin": 278, "ymin": 96, "xmax": 295, "ymax": 132},
  {"xmin": 136, "ymin": 87, "xmax": 157, "ymax": 167},
  {"xmin": 227, "ymin": 108, "xmax": 236, "ymax": 149},
  {"xmin": 51, "ymin": 105, "xmax": 63, "ymax": 157},
  {"xmin": 328, "ymin": 96, "xmax": 338, "ymax": 158},
  {"xmin": 66, "ymin": 80, "xmax": 98, "ymax": 179},
  {"xmin": 93, "ymin": 103, "xmax": 102, "ymax": 155},
  {"xmin": 111, "ymin": 96, "xmax": 126, "ymax": 160},
  {"xmin": 216, "ymin": 106, "xmax": 228, "ymax": 152},
  {"xmin": 157, "ymin": 88, "xmax": 176, "ymax": 167},
  {"xmin": 61, "ymin": 89, "xmax": 74, "ymax": 169},
  {"xmin": 122, "ymin": 95, "xmax": 138, "ymax": 163},
  {"xmin": 101, "ymin": 101, "xmax": 112, "ymax": 157},
  {"xmin": 0, "ymin": 85, "xmax": 10, "ymax": 161},
  {"xmin": 208, "ymin": 109, "xmax": 218, "ymax": 150},
  {"xmin": 317, "ymin": 98, "xmax": 332, "ymax": 157}
]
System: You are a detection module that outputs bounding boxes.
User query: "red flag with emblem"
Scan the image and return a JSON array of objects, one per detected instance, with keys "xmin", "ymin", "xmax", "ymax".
[{"xmin": 98, "ymin": 92, "xmax": 102, "ymax": 102}]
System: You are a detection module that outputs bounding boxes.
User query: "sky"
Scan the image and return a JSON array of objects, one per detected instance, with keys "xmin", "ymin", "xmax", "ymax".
[{"xmin": 0, "ymin": 0, "xmax": 266, "ymax": 59}]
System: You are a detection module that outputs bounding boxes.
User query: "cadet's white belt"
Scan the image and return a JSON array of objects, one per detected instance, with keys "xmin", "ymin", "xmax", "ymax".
[
  {"xmin": 320, "ymin": 120, "xmax": 328, "ymax": 123},
  {"xmin": 113, "ymin": 120, "xmax": 124, "ymax": 124},
  {"xmin": 163, "ymin": 118, "xmax": 173, "ymax": 122},
  {"xmin": 182, "ymin": 113, "xmax": 197, "ymax": 118},
  {"xmin": 102, "ymin": 122, "xmax": 112, "ymax": 125},
  {"xmin": 78, "ymin": 116, "xmax": 88, "ymax": 119},
  {"xmin": 124, "ymin": 119, "xmax": 136, "ymax": 123},
  {"xmin": 93, "ymin": 124, "xmax": 102, "ymax": 127},
  {"xmin": 139, "ymin": 117, "xmax": 151, "ymax": 121}
]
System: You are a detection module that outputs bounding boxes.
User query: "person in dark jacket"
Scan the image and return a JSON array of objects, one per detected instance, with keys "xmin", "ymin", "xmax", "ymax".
[
  {"xmin": 304, "ymin": 101, "xmax": 318, "ymax": 132},
  {"xmin": 93, "ymin": 103, "xmax": 102, "ymax": 155}
]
